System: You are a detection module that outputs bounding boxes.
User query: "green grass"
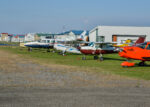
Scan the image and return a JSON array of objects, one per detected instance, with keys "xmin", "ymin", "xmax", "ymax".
[
  {"xmin": 0, "ymin": 41, "xmax": 19, "ymax": 46},
  {"xmin": 1, "ymin": 46, "xmax": 150, "ymax": 80}
]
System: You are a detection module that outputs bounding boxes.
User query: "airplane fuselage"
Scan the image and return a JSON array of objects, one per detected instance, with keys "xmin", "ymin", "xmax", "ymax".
[
  {"xmin": 119, "ymin": 45, "xmax": 150, "ymax": 61},
  {"xmin": 54, "ymin": 44, "xmax": 81, "ymax": 54},
  {"xmin": 80, "ymin": 46, "xmax": 116, "ymax": 55},
  {"xmin": 25, "ymin": 42, "xmax": 53, "ymax": 48},
  {"xmin": 24, "ymin": 39, "xmax": 55, "ymax": 49}
]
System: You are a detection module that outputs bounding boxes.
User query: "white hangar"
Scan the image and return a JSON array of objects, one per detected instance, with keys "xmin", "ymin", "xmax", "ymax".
[{"xmin": 89, "ymin": 26, "xmax": 150, "ymax": 44}]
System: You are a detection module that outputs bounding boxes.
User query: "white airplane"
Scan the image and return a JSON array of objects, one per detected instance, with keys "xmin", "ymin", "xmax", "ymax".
[
  {"xmin": 24, "ymin": 39, "xmax": 55, "ymax": 49},
  {"xmin": 54, "ymin": 44, "xmax": 81, "ymax": 55},
  {"xmin": 54, "ymin": 31, "xmax": 88, "ymax": 55}
]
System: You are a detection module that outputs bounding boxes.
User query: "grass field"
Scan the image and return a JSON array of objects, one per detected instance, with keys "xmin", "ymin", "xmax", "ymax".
[
  {"xmin": 0, "ymin": 41, "xmax": 19, "ymax": 46},
  {"xmin": 1, "ymin": 46, "xmax": 150, "ymax": 80}
]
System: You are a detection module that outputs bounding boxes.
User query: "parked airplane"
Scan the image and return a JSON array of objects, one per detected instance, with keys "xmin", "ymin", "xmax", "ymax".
[
  {"xmin": 80, "ymin": 42, "xmax": 117, "ymax": 60},
  {"xmin": 54, "ymin": 44, "xmax": 81, "ymax": 55},
  {"xmin": 114, "ymin": 36, "xmax": 146, "ymax": 53},
  {"xmin": 119, "ymin": 42, "xmax": 150, "ymax": 67},
  {"xmin": 114, "ymin": 36, "xmax": 146, "ymax": 48},
  {"xmin": 54, "ymin": 31, "xmax": 88, "ymax": 55},
  {"xmin": 24, "ymin": 39, "xmax": 55, "ymax": 51},
  {"xmin": 114, "ymin": 39, "xmax": 133, "ymax": 47}
]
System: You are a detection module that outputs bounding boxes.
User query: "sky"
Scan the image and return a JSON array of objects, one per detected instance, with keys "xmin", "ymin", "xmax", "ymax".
[{"xmin": 0, "ymin": 0, "xmax": 150, "ymax": 34}]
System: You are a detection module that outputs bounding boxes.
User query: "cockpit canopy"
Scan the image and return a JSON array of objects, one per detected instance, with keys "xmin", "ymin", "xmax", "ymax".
[{"xmin": 137, "ymin": 42, "xmax": 150, "ymax": 50}]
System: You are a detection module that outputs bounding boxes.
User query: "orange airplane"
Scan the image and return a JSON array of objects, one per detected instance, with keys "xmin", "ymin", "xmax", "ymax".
[{"xmin": 119, "ymin": 41, "xmax": 150, "ymax": 67}]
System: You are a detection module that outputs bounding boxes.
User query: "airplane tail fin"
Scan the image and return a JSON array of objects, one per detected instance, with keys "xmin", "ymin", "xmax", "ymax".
[
  {"xmin": 77, "ymin": 31, "xmax": 87, "ymax": 41},
  {"xmin": 134, "ymin": 36, "xmax": 146, "ymax": 45}
]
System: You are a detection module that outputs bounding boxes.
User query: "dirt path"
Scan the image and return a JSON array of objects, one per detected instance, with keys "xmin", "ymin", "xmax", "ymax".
[{"xmin": 0, "ymin": 49, "xmax": 150, "ymax": 107}]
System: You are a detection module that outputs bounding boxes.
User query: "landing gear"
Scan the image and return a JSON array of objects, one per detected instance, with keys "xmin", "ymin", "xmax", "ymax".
[
  {"xmin": 99, "ymin": 54, "xmax": 103, "ymax": 61},
  {"xmin": 138, "ymin": 61, "xmax": 146, "ymax": 66},
  {"xmin": 47, "ymin": 48, "xmax": 50, "ymax": 52},
  {"xmin": 82, "ymin": 55, "xmax": 86, "ymax": 60},
  {"xmin": 58, "ymin": 51, "xmax": 65, "ymax": 56},
  {"xmin": 99, "ymin": 57, "xmax": 104, "ymax": 61},
  {"xmin": 62, "ymin": 50, "xmax": 66, "ymax": 56},
  {"xmin": 93, "ymin": 54, "xmax": 103, "ymax": 61},
  {"xmin": 58, "ymin": 50, "xmax": 66, "ymax": 56},
  {"xmin": 28, "ymin": 47, "xmax": 32, "ymax": 52},
  {"xmin": 82, "ymin": 54, "xmax": 104, "ymax": 61}
]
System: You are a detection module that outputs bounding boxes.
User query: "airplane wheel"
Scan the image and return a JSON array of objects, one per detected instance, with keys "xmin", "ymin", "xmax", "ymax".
[
  {"xmin": 28, "ymin": 47, "xmax": 32, "ymax": 52},
  {"xmin": 99, "ymin": 57, "xmax": 103, "ymax": 61},
  {"xmin": 94, "ymin": 56, "xmax": 98, "ymax": 60},
  {"xmin": 82, "ymin": 56, "xmax": 86, "ymax": 60}
]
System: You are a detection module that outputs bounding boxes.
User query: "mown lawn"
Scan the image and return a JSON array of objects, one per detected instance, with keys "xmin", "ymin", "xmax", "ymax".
[
  {"xmin": 1, "ymin": 46, "xmax": 150, "ymax": 80},
  {"xmin": 0, "ymin": 41, "xmax": 19, "ymax": 46}
]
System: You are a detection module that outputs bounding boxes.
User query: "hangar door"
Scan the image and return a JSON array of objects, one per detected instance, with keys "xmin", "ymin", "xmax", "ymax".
[{"xmin": 112, "ymin": 35, "xmax": 146, "ymax": 44}]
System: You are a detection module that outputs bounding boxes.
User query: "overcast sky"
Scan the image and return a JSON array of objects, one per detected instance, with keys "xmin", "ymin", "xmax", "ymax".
[{"xmin": 0, "ymin": 0, "xmax": 150, "ymax": 34}]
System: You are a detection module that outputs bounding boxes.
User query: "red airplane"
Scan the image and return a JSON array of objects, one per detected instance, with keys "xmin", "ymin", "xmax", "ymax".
[
  {"xmin": 80, "ymin": 42, "xmax": 117, "ymax": 60},
  {"xmin": 119, "ymin": 41, "xmax": 150, "ymax": 67}
]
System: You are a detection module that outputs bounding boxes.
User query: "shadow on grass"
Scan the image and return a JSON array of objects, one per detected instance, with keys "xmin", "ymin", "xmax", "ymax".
[
  {"xmin": 134, "ymin": 63, "xmax": 150, "ymax": 67},
  {"xmin": 121, "ymin": 63, "xmax": 150, "ymax": 68},
  {"xmin": 77, "ymin": 56, "xmax": 126, "ymax": 61},
  {"xmin": 102, "ymin": 57, "xmax": 126, "ymax": 61}
]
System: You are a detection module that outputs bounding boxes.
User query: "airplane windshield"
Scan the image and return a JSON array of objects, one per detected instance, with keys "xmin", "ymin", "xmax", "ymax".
[
  {"xmin": 146, "ymin": 44, "xmax": 150, "ymax": 50},
  {"xmin": 51, "ymin": 40, "xmax": 55, "ymax": 43},
  {"xmin": 88, "ymin": 42, "xmax": 94, "ymax": 47},
  {"xmin": 96, "ymin": 43, "xmax": 113, "ymax": 48},
  {"xmin": 106, "ymin": 44, "xmax": 113, "ymax": 48}
]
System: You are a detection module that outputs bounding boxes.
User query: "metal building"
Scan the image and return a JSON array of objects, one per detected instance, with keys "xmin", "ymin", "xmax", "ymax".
[{"xmin": 89, "ymin": 26, "xmax": 150, "ymax": 44}]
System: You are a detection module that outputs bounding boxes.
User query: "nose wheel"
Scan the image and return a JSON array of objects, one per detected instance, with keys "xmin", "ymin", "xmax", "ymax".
[
  {"xmin": 28, "ymin": 47, "xmax": 32, "ymax": 52},
  {"xmin": 99, "ymin": 57, "xmax": 104, "ymax": 61},
  {"xmin": 99, "ymin": 53, "xmax": 103, "ymax": 61}
]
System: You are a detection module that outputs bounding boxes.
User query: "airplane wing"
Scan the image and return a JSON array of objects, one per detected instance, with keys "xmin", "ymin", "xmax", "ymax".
[{"xmin": 95, "ymin": 42, "xmax": 117, "ymax": 44}]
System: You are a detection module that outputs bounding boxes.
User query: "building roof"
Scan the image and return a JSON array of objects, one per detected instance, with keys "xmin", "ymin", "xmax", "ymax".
[
  {"xmin": 13, "ymin": 35, "xmax": 25, "ymax": 38},
  {"xmin": 18, "ymin": 35, "xmax": 25, "ymax": 38},
  {"xmin": 58, "ymin": 30, "xmax": 89, "ymax": 35},
  {"xmin": 36, "ymin": 33, "xmax": 56, "ymax": 37},
  {"xmin": 1, "ymin": 33, "xmax": 8, "ymax": 34},
  {"xmin": 8, "ymin": 34, "xmax": 13, "ymax": 36}
]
